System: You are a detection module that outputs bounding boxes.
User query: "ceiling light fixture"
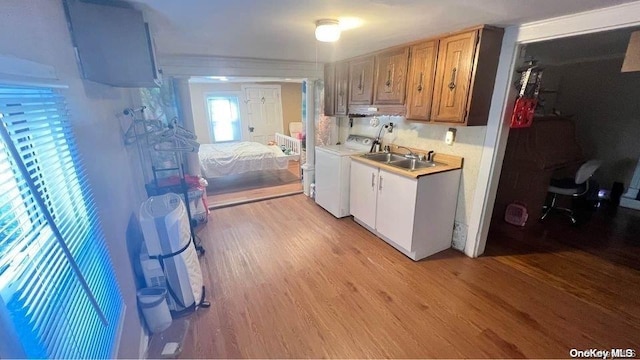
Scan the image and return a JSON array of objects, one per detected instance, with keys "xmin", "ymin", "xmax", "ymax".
[{"xmin": 315, "ymin": 19, "xmax": 341, "ymax": 42}]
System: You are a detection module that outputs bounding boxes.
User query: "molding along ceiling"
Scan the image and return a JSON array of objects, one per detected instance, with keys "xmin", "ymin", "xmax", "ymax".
[{"xmin": 128, "ymin": 0, "xmax": 640, "ymax": 63}]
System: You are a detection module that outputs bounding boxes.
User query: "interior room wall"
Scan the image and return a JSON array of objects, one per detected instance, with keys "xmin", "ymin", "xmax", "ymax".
[
  {"xmin": 0, "ymin": 1, "xmax": 146, "ymax": 357},
  {"xmin": 188, "ymin": 81, "xmax": 302, "ymax": 143},
  {"xmin": 336, "ymin": 115, "xmax": 486, "ymax": 250},
  {"xmin": 544, "ymin": 58, "xmax": 640, "ymax": 189}
]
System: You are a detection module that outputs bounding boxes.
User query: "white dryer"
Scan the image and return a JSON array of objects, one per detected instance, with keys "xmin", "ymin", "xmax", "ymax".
[{"xmin": 315, "ymin": 135, "xmax": 374, "ymax": 218}]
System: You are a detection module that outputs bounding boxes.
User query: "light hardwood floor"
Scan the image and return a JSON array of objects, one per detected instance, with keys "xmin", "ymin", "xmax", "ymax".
[{"xmin": 183, "ymin": 194, "xmax": 640, "ymax": 358}]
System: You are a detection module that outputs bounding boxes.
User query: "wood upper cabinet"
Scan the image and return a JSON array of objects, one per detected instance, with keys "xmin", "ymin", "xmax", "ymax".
[
  {"xmin": 323, "ymin": 62, "xmax": 336, "ymax": 116},
  {"xmin": 335, "ymin": 61, "xmax": 349, "ymax": 115},
  {"xmin": 431, "ymin": 31, "xmax": 477, "ymax": 123},
  {"xmin": 349, "ymin": 56, "xmax": 375, "ymax": 105},
  {"xmin": 431, "ymin": 27, "xmax": 503, "ymax": 125},
  {"xmin": 340, "ymin": 25, "xmax": 502, "ymax": 123},
  {"xmin": 374, "ymin": 47, "xmax": 410, "ymax": 105},
  {"xmin": 406, "ymin": 40, "xmax": 438, "ymax": 120}
]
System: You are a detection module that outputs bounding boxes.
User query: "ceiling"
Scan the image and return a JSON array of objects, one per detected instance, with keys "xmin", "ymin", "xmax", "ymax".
[
  {"xmin": 524, "ymin": 26, "xmax": 640, "ymax": 66},
  {"xmin": 129, "ymin": 0, "xmax": 638, "ymax": 63}
]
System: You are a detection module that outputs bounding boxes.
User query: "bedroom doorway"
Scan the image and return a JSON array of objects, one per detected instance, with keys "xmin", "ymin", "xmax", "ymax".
[{"xmin": 186, "ymin": 77, "xmax": 305, "ymax": 208}]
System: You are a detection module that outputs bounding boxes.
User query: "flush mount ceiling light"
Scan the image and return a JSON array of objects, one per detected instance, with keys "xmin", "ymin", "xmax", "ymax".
[{"xmin": 315, "ymin": 19, "xmax": 341, "ymax": 42}]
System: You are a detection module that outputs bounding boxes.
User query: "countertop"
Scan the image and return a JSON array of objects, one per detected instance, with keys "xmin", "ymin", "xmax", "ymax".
[{"xmin": 350, "ymin": 151, "xmax": 463, "ymax": 179}]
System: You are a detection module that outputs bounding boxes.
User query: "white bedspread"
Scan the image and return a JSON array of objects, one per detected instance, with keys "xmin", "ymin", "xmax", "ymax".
[{"xmin": 199, "ymin": 142, "xmax": 296, "ymax": 178}]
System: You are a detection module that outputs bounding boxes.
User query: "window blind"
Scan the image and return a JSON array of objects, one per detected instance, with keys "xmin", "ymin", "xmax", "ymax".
[{"xmin": 0, "ymin": 85, "xmax": 123, "ymax": 358}]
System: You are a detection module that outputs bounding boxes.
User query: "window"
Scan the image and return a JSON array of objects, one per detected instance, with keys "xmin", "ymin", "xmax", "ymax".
[
  {"xmin": 206, "ymin": 96, "xmax": 242, "ymax": 143},
  {"xmin": 0, "ymin": 85, "xmax": 123, "ymax": 358}
]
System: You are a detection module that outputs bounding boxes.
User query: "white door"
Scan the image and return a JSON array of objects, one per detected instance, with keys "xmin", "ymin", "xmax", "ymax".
[
  {"xmin": 243, "ymin": 85, "xmax": 283, "ymax": 144},
  {"xmin": 349, "ymin": 161, "xmax": 378, "ymax": 228},
  {"xmin": 375, "ymin": 169, "xmax": 417, "ymax": 251}
]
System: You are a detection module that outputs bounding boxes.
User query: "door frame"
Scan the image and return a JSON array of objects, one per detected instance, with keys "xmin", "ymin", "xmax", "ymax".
[
  {"xmin": 467, "ymin": 1, "xmax": 640, "ymax": 258},
  {"xmin": 240, "ymin": 84, "xmax": 284, "ymax": 143},
  {"xmin": 202, "ymin": 90, "xmax": 247, "ymax": 142}
]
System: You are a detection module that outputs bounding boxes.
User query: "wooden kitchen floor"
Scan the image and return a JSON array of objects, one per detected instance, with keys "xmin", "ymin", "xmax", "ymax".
[{"xmin": 182, "ymin": 195, "xmax": 640, "ymax": 358}]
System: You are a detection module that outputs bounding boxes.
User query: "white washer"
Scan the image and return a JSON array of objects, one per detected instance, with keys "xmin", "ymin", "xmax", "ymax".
[{"xmin": 315, "ymin": 135, "xmax": 374, "ymax": 218}]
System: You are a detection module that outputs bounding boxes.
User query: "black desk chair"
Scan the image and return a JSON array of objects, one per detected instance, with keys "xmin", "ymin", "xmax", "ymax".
[{"xmin": 540, "ymin": 160, "xmax": 602, "ymax": 224}]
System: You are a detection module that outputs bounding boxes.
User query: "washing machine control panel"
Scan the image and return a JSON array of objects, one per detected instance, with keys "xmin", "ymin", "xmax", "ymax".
[{"xmin": 344, "ymin": 135, "xmax": 375, "ymax": 151}]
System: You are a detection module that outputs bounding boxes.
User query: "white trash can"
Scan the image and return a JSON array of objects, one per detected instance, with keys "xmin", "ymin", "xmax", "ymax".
[{"xmin": 137, "ymin": 287, "xmax": 172, "ymax": 333}]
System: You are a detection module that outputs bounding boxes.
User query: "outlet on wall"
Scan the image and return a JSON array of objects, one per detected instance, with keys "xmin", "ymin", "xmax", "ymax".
[{"xmin": 452, "ymin": 221, "xmax": 467, "ymax": 251}]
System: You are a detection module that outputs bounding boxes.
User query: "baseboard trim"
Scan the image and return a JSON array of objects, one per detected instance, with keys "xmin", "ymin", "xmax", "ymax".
[{"xmin": 620, "ymin": 196, "xmax": 640, "ymax": 210}]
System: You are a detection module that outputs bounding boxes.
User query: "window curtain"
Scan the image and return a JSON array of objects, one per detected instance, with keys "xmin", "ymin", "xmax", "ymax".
[{"xmin": 0, "ymin": 85, "xmax": 123, "ymax": 358}]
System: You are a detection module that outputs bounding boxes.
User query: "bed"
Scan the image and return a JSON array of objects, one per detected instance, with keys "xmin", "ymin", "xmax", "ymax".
[{"xmin": 199, "ymin": 133, "xmax": 302, "ymax": 178}]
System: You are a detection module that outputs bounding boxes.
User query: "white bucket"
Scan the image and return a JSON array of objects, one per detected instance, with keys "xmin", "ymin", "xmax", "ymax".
[{"xmin": 137, "ymin": 287, "xmax": 172, "ymax": 333}]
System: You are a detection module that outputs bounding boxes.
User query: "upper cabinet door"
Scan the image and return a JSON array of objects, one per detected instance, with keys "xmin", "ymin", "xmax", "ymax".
[
  {"xmin": 431, "ymin": 30, "xmax": 477, "ymax": 123},
  {"xmin": 323, "ymin": 63, "xmax": 336, "ymax": 116},
  {"xmin": 349, "ymin": 56, "xmax": 375, "ymax": 105},
  {"xmin": 406, "ymin": 41, "xmax": 438, "ymax": 120},
  {"xmin": 374, "ymin": 47, "xmax": 410, "ymax": 105},
  {"xmin": 335, "ymin": 61, "xmax": 349, "ymax": 115}
]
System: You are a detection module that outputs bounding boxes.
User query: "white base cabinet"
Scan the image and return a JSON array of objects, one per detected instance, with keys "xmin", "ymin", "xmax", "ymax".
[{"xmin": 350, "ymin": 161, "xmax": 461, "ymax": 261}]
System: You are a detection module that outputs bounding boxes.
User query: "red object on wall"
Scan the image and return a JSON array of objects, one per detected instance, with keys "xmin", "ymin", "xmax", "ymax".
[
  {"xmin": 510, "ymin": 98, "xmax": 537, "ymax": 128},
  {"xmin": 510, "ymin": 61, "xmax": 543, "ymax": 129}
]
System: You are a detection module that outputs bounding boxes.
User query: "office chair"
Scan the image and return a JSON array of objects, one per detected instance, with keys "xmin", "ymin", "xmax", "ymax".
[{"xmin": 540, "ymin": 159, "xmax": 602, "ymax": 224}]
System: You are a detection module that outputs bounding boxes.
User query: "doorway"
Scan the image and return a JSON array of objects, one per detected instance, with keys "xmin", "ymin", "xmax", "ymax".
[
  {"xmin": 485, "ymin": 26, "xmax": 640, "ymax": 269},
  {"xmin": 187, "ymin": 78, "xmax": 306, "ymax": 208}
]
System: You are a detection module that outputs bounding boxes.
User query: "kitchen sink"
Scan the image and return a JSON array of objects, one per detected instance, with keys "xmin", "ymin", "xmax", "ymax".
[
  {"xmin": 361, "ymin": 152, "xmax": 406, "ymax": 163},
  {"xmin": 389, "ymin": 159, "xmax": 443, "ymax": 171}
]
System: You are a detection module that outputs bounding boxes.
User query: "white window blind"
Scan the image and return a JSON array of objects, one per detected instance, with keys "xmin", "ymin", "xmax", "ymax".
[{"xmin": 0, "ymin": 85, "xmax": 123, "ymax": 358}]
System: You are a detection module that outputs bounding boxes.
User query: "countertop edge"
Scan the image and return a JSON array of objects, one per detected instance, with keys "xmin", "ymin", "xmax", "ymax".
[{"xmin": 350, "ymin": 155, "xmax": 463, "ymax": 179}]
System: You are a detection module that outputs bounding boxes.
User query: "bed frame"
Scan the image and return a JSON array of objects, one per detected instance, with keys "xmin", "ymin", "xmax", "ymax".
[{"xmin": 274, "ymin": 133, "xmax": 302, "ymax": 158}]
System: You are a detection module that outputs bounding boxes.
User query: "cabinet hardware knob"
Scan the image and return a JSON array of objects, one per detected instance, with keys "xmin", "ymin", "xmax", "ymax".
[
  {"xmin": 417, "ymin": 72, "xmax": 424, "ymax": 92},
  {"xmin": 448, "ymin": 67, "xmax": 457, "ymax": 91},
  {"xmin": 385, "ymin": 69, "xmax": 392, "ymax": 87}
]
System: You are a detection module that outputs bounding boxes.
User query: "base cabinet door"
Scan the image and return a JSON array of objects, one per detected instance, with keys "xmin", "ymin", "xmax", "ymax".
[
  {"xmin": 375, "ymin": 170, "xmax": 417, "ymax": 251},
  {"xmin": 349, "ymin": 161, "xmax": 378, "ymax": 228}
]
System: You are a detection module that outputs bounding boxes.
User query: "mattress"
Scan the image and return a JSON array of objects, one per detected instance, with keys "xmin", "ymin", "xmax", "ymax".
[{"xmin": 199, "ymin": 141, "xmax": 297, "ymax": 178}]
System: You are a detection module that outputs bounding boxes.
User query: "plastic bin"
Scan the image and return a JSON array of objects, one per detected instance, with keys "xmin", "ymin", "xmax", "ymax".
[{"xmin": 137, "ymin": 287, "xmax": 172, "ymax": 333}]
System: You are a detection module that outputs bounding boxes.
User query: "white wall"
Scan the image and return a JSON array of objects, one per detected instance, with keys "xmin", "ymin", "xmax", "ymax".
[
  {"xmin": 337, "ymin": 115, "xmax": 486, "ymax": 250},
  {"xmin": 544, "ymin": 58, "xmax": 640, "ymax": 189},
  {"xmin": 0, "ymin": 1, "xmax": 145, "ymax": 357}
]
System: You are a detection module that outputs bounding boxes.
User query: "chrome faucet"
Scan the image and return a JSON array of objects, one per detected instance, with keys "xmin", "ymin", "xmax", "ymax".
[{"xmin": 396, "ymin": 145, "xmax": 417, "ymax": 159}]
